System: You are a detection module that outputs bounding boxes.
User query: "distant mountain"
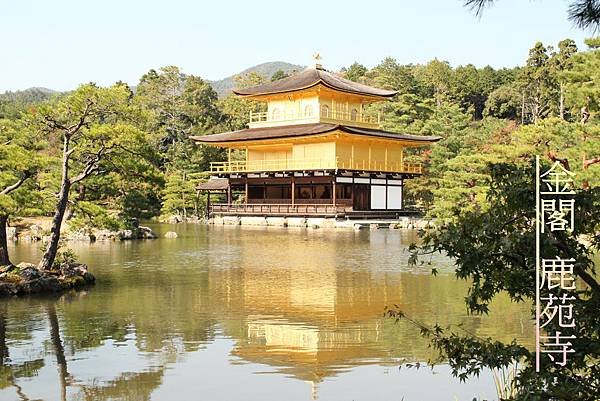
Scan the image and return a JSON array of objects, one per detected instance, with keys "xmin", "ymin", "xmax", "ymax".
[
  {"xmin": 0, "ymin": 87, "xmax": 59, "ymax": 103},
  {"xmin": 209, "ymin": 61, "xmax": 304, "ymax": 97},
  {"xmin": 1, "ymin": 62, "xmax": 305, "ymax": 100}
]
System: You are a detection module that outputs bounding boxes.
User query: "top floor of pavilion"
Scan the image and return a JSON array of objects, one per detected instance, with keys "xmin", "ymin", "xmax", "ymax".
[{"xmin": 233, "ymin": 59, "xmax": 397, "ymax": 130}]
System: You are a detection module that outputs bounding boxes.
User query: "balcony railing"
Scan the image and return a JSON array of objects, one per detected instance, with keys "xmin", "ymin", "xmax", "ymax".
[
  {"xmin": 248, "ymin": 109, "xmax": 381, "ymax": 129},
  {"xmin": 210, "ymin": 203, "xmax": 352, "ymax": 216},
  {"xmin": 210, "ymin": 158, "xmax": 422, "ymax": 174}
]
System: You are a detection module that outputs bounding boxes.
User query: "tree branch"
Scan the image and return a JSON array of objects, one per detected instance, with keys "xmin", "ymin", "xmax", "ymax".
[
  {"xmin": 70, "ymin": 143, "xmax": 113, "ymax": 184},
  {"xmin": 0, "ymin": 172, "xmax": 32, "ymax": 195},
  {"xmin": 583, "ymin": 155, "xmax": 600, "ymax": 169}
]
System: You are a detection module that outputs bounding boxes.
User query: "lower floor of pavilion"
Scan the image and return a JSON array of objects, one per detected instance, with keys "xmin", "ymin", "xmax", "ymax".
[{"xmin": 197, "ymin": 170, "xmax": 416, "ymax": 218}]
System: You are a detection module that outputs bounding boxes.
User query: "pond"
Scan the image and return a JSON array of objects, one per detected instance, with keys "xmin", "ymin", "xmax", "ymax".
[{"xmin": 1, "ymin": 224, "xmax": 533, "ymax": 401}]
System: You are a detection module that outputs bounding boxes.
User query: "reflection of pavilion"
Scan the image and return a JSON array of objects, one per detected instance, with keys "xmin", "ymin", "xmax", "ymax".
[
  {"xmin": 204, "ymin": 229, "xmax": 533, "ymax": 400},
  {"xmin": 207, "ymin": 236, "xmax": 407, "ymax": 399}
]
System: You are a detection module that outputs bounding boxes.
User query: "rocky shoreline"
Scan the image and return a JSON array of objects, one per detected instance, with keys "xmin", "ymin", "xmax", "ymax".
[
  {"xmin": 0, "ymin": 262, "xmax": 95, "ymax": 298},
  {"xmin": 8, "ymin": 222, "xmax": 159, "ymax": 243}
]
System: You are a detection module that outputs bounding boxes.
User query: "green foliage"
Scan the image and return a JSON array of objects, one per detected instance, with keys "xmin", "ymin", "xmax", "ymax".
[
  {"xmin": 402, "ymin": 162, "xmax": 600, "ymax": 400},
  {"xmin": 270, "ymin": 69, "xmax": 289, "ymax": 81},
  {"xmin": 160, "ymin": 170, "xmax": 202, "ymax": 218},
  {"xmin": 68, "ymin": 201, "xmax": 123, "ymax": 231},
  {"xmin": 342, "ymin": 62, "xmax": 368, "ymax": 82},
  {"xmin": 0, "ymin": 117, "xmax": 48, "ymax": 220},
  {"xmin": 484, "ymin": 83, "xmax": 522, "ymax": 120},
  {"xmin": 134, "ymin": 66, "xmax": 223, "ymax": 171},
  {"xmin": 564, "ymin": 38, "xmax": 600, "ymax": 121}
]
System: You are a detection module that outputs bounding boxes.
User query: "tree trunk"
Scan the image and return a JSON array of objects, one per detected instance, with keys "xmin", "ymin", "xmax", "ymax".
[
  {"xmin": 38, "ymin": 135, "xmax": 71, "ymax": 271},
  {"xmin": 0, "ymin": 304, "xmax": 7, "ymax": 364},
  {"xmin": 182, "ymin": 171, "xmax": 187, "ymax": 220},
  {"xmin": 65, "ymin": 185, "xmax": 84, "ymax": 220},
  {"xmin": 520, "ymin": 92, "xmax": 525, "ymax": 125},
  {"xmin": 0, "ymin": 215, "xmax": 10, "ymax": 267},
  {"xmin": 559, "ymin": 82, "xmax": 565, "ymax": 120},
  {"xmin": 47, "ymin": 304, "xmax": 68, "ymax": 401}
]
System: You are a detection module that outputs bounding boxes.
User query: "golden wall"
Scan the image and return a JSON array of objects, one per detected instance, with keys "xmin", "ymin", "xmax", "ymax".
[{"xmin": 241, "ymin": 134, "xmax": 405, "ymax": 172}]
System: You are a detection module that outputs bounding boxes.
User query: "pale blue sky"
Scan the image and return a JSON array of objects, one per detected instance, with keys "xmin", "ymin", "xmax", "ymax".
[{"xmin": 0, "ymin": 0, "xmax": 592, "ymax": 92}]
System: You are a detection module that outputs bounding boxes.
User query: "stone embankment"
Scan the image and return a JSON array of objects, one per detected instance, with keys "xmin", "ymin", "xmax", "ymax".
[
  {"xmin": 8, "ymin": 220, "xmax": 158, "ymax": 243},
  {"xmin": 208, "ymin": 216, "xmax": 434, "ymax": 230}
]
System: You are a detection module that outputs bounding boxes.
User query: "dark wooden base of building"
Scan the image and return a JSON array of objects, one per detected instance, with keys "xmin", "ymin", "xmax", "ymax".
[{"xmin": 198, "ymin": 169, "xmax": 414, "ymax": 219}]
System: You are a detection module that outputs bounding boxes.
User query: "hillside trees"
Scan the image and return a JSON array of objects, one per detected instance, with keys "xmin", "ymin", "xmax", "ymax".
[
  {"xmin": 134, "ymin": 66, "xmax": 227, "ymax": 220},
  {"xmin": 564, "ymin": 37, "xmax": 600, "ymax": 124},
  {"xmin": 218, "ymin": 72, "xmax": 266, "ymax": 131},
  {"xmin": 134, "ymin": 66, "xmax": 223, "ymax": 170}
]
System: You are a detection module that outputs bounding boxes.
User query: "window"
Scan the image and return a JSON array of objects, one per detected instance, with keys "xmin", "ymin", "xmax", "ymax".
[
  {"xmin": 321, "ymin": 104, "xmax": 329, "ymax": 118},
  {"xmin": 350, "ymin": 108, "xmax": 358, "ymax": 121},
  {"xmin": 248, "ymin": 186, "xmax": 265, "ymax": 199},
  {"xmin": 304, "ymin": 105, "xmax": 313, "ymax": 117},
  {"xmin": 295, "ymin": 186, "xmax": 313, "ymax": 199},
  {"xmin": 271, "ymin": 108, "xmax": 282, "ymax": 121},
  {"xmin": 336, "ymin": 184, "xmax": 352, "ymax": 199},
  {"xmin": 314, "ymin": 185, "xmax": 332, "ymax": 199}
]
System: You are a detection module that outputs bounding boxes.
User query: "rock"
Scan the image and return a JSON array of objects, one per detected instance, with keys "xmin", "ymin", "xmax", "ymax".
[
  {"xmin": 17, "ymin": 264, "xmax": 42, "ymax": 281},
  {"xmin": 119, "ymin": 229, "xmax": 134, "ymax": 240},
  {"xmin": 138, "ymin": 226, "xmax": 158, "ymax": 239},
  {"xmin": 93, "ymin": 229, "xmax": 118, "ymax": 241},
  {"xmin": 388, "ymin": 223, "xmax": 400, "ymax": 230},
  {"xmin": 1, "ymin": 262, "xmax": 95, "ymax": 298},
  {"xmin": 286, "ymin": 217, "xmax": 307, "ymax": 228},
  {"xmin": 29, "ymin": 224, "xmax": 43, "ymax": 235},
  {"xmin": 164, "ymin": 231, "xmax": 178, "ymax": 239},
  {"xmin": 223, "ymin": 216, "xmax": 241, "ymax": 225},
  {"xmin": 0, "ymin": 282, "xmax": 18, "ymax": 297},
  {"xmin": 60, "ymin": 263, "xmax": 85, "ymax": 278},
  {"xmin": 16, "ymin": 262, "xmax": 37, "ymax": 269},
  {"xmin": 369, "ymin": 224, "xmax": 380, "ymax": 230},
  {"xmin": 0, "ymin": 264, "xmax": 16, "ymax": 274},
  {"xmin": 7, "ymin": 227, "xmax": 17, "ymax": 241},
  {"xmin": 240, "ymin": 217, "xmax": 268, "ymax": 226},
  {"xmin": 265, "ymin": 217, "xmax": 286, "ymax": 227},
  {"xmin": 167, "ymin": 215, "xmax": 181, "ymax": 224},
  {"xmin": 67, "ymin": 229, "xmax": 96, "ymax": 242}
]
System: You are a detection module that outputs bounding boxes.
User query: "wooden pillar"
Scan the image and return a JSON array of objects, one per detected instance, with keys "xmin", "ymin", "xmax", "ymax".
[
  {"xmin": 332, "ymin": 177, "xmax": 336, "ymax": 206},
  {"xmin": 206, "ymin": 192, "xmax": 211, "ymax": 218},
  {"xmin": 227, "ymin": 185, "xmax": 232, "ymax": 205},
  {"xmin": 351, "ymin": 176, "xmax": 355, "ymax": 210},
  {"xmin": 291, "ymin": 175, "xmax": 295, "ymax": 206},
  {"xmin": 244, "ymin": 176, "xmax": 248, "ymax": 204},
  {"xmin": 400, "ymin": 147, "xmax": 404, "ymax": 171}
]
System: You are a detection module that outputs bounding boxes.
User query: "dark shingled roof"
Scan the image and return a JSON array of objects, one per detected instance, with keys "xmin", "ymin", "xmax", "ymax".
[
  {"xmin": 196, "ymin": 178, "xmax": 229, "ymax": 191},
  {"xmin": 232, "ymin": 67, "xmax": 397, "ymax": 98},
  {"xmin": 191, "ymin": 123, "xmax": 441, "ymax": 144}
]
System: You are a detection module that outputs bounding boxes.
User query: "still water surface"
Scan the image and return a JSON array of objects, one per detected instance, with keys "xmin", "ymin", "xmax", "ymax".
[{"xmin": 1, "ymin": 224, "xmax": 533, "ymax": 401}]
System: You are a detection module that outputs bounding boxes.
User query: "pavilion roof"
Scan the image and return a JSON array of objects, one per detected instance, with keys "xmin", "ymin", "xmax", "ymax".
[
  {"xmin": 196, "ymin": 178, "xmax": 229, "ymax": 191},
  {"xmin": 232, "ymin": 67, "xmax": 397, "ymax": 98},
  {"xmin": 190, "ymin": 123, "xmax": 441, "ymax": 145}
]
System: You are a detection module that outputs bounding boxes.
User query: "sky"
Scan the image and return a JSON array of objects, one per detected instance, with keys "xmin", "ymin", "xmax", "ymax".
[{"xmin": 0, "ymin": 0, "xmax": 593, "ymax": 92}]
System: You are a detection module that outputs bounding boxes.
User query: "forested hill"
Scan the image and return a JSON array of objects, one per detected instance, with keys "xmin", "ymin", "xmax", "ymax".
[
  {"xmin": 208, "ymin": 61, "xmax": 303, "ymax": 97},
  {"xmin": 1, "ymin": 62, "xmax": 304, "ymax": 99},
  {"xmin": 0, "ymin": 87, "xmax": 57, "ymax": 102}
]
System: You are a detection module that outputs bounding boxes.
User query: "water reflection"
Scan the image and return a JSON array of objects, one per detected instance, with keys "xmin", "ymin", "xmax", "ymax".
[{"xmin": 1, "ymin": 225, "xmax": 533, "ymax": 401}]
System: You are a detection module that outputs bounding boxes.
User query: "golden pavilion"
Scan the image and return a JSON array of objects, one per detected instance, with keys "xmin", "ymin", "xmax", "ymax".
[{"xmin": 192, "ymin": 57, "xmax": 440, "ymax": 218}]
